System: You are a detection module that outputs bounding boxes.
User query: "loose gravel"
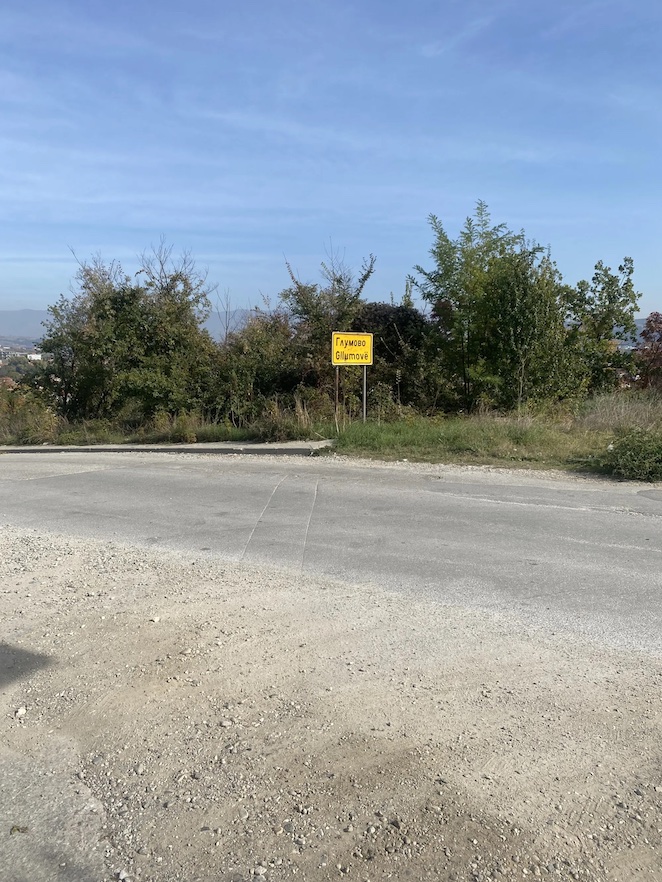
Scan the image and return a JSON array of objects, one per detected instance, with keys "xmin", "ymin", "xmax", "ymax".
[{"xmin": 1, "ymin": 524, "xmax": 661, "ymax": 881}]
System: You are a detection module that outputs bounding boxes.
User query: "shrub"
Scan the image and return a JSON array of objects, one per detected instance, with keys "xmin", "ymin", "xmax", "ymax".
[
  {"xmin": 0, "ymin": 389, "xmax": 60, "ymax": 444},
  {"xmin": 171, "ymin": 412, "xmax": 198, "ymax": 443},
  {"xmin": 252, "ymin": 399, "xmax": 309, "ymax": 442},
  {"xmin": 577, "ymin": 389, "xmax": 662, "ymax": 432},
  {"xmin": 601, "ymin": 428, "xmax": 662, "ymax": 481}
]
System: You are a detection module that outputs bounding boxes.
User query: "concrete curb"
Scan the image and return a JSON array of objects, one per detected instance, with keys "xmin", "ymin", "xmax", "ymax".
[{"xmin": 0, "ymin": 440, "xmax": 334, "ymax": 457}]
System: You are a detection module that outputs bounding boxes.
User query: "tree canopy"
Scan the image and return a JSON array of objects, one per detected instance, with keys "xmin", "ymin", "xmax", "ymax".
[
  {"xmin": 33, "ymin": 244, "xmax": 217, "ymax": 420},
  {"xmin": 412, "ymin": 203, "xmax": 640, "ymax": 408},
  {"xmin": 27, "ymin": 208, "xmax": 647, "ymax": 431}
]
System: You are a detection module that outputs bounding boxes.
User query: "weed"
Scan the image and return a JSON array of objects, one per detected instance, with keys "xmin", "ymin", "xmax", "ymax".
[{"xmin": 600, "ymin": 428, "xmax": 662, "ymax": 481}]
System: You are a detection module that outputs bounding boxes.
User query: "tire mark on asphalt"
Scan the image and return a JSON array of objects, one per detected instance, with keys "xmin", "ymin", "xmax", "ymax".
[
  {"xmin": 431, "ymin": 490, "xmax": 662, "ymax": 519},
  {"xmin": 240, "ymin": 474, "xmax": 288, "ymax": 560},
  {"xmin": 301, "ymin": 479, "xmax": 319, "ymax": 572}
]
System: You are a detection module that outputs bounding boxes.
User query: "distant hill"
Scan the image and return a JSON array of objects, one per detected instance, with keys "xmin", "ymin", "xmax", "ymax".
[
  {"xmin": 204, "ymin": 308, "xmax": 253, "ymax": 340},
  {"xmin": 0, "ymin": 308, "xmax": 651, "ymax": 347},
  {"xmin": 0, "ymin": 307, "xmax": 254, "ymax": 344},
  {"xmin": 0, "ymin": 309, "xmax": 50, "ymax": 340}
]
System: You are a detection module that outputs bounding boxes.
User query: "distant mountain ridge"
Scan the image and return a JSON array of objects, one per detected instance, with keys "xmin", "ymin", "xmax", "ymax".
[
  {"xmin": 0, "ymin": 307, "xmax": 255, "ymax": 345},
  {"xmin": 0, "ymin": 309, "xmax": 50, "ymax": 340},
  {"xmin": 0, "ymin": 308, "xmax": 652, "ymax": 346}
]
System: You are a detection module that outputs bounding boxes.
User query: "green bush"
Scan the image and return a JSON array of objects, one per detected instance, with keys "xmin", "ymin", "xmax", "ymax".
[
  {"xmin": 0, "ymin": 390, "xmax": 61, "ymax": 444},
  {"xmin": 601, "ymin": 428, "xmax": 662, "ymax": 481},
  {"xmin": 251, "ymin": 399, "xmax": 310, "ymax": 442},
  {"xmin": 170, "ymin": 412, "xmax": 198, "ymax": 443}
]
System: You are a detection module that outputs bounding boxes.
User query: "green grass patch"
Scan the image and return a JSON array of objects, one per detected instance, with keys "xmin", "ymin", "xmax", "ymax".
[
  {"xmin": 53, "ymin": 419, "xmax": 258, "ymax": 446},
  {"xmin": 3, "ymin": 387, "xmax": 662, "ymax": 481},
  {"xmin": 334, "ymin": 414, "xmax": 609, "ymax": 471}
]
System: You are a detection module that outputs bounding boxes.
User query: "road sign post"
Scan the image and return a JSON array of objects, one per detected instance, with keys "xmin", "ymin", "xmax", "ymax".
[{"xmin": 331, "ymin": 332, "xmax": 373, "ymax": 423}]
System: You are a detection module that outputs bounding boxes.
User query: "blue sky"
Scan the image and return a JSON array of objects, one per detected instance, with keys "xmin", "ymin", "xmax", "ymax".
[{"xmin": 1, "ymin": 0, "xmax": 661, "ymax": 315}]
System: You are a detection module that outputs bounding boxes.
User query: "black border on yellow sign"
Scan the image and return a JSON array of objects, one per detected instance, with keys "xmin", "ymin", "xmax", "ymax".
[{"xmin": 331, "ymin": 332, "xmax": 374, "ymax": 366}]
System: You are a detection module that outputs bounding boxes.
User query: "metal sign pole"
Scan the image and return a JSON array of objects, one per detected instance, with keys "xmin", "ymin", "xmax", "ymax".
[
  {"xmin": 335, "ymin": 366, "xmax": 339, "ymax": 432},
  {"xmin": 331, "ymin": 332, "xmax": 372, "ymax": 425}
]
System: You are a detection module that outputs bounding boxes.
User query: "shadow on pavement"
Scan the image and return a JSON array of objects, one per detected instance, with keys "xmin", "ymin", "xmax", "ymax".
[
  {"xmin": 638, "ymin": 489, "xmax": 662, "ymax": 502},
  {"xmin": 7, "ymin": 843, "xmax": 100, "ymax": 882},
  {"xmin": 0, "ymin": 643, "xmax": 52, "ymax": 690}
]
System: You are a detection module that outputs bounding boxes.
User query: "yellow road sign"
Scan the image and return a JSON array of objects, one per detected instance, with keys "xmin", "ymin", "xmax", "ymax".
[{"xmin": 332, "ymin": 332, "xmax": 373, "ymax": 366}]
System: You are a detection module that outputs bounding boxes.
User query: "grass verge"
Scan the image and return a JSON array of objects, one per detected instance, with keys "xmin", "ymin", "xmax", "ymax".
[
  {"xmin": 333, "ymin": 414, "xmax": 611, "ymax": 472},
  {"xmin": 2, "ymin": 389, "xmax": 661, "ymax": 480}
]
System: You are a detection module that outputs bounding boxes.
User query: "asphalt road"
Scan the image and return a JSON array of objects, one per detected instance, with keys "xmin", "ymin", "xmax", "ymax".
[{"xmin": 1, "ymin": 451, "xmax": 661, "ymax": 654}]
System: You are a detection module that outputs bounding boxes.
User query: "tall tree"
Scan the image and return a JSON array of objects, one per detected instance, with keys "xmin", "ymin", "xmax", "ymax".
[
  {"xmin": 126, "ymin": 243, "xmax": 216, "ymax": 415},
  {"xmin": 34, "ymin": 245, "xmax": 217, "ymax": 420},
  {"xmin": 565, "ymin": 258, "xmax": 640, "ymax": 392},
  {"xmin": 412, "ymin": 202, "xmax": 556, "ymax": 409},
  {"xmin": 278, "ymin": 250, "xmax": 376, "ymax": 393},
  {"xmin": 280, "ymin": 251, "xmax": 376, "ymax": 343},
  {"xmin": 36, "ymin": 258, "xmax": 132, "ymax": 419},
  {"xmin": 635, "ymin": 311, "xmax": 662, "ymax": 389},
  {"xmin": 351, "ymin": 301, "xmax": 430, "ymax": 408},
  {"xmin": 480, "ymin": 248, "xmax": 577, "ymax": 408}
]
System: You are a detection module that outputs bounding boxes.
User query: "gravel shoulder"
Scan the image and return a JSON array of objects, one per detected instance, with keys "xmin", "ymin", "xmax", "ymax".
[{"xmin": 1, "ymin": 525, "xmax": 661, "ymax": 882}]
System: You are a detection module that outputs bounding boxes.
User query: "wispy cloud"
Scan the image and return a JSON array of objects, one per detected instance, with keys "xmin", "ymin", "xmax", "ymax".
[
  {"xmin": 0, "ymin": 6, "xmax": 152, "ymax": 54},
  {"xmin": 183, "ymin": 107, "xmax": 378, "ymax": 153},
  {"xmin": 419, "ymin": 15, "xmax": 496, "ymax": 58},
  {"xmin": 0, "ymin": 0, "xmax": 659, "ymax": 311},
  {"xmin": 541, "ymin": 0, "xmax": 624, "ymax": 39},
  {"xmin": 607, "ymin": 84, "xmax": 662, "ymax": 121}
]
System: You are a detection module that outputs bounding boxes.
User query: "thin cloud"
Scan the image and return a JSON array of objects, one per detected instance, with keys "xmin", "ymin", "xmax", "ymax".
[
  {"xmin": 186, "ymin": 107, "xmax": 377, "ymax": 153},
  {"xmin": 541, "ymin": 0, "xmax": 624, "ymax": 39},
  {"xmin": 419, "ymin": 15, "xmax": 496, "ymax": 57},
  {"xmin": 0, "ymin": 9, "xmax": 147, "ymax": 53},
  {"xmin": 608, "ymin": 85, "xmax": 662, "ymax": 121}
]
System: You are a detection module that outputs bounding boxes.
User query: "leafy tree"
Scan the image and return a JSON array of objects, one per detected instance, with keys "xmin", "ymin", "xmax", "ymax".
[
  {"xmin": 33, "ymin": 245, "xmax": 217, "ymax": 420},
  {"xmin": 411, "ymin": 203, "xmax": 573, "ymax": 410},
  {"xmin": 480, "ymin": 248, "xmax": 577, "ymax": 408},
  {"xmin": 122, "ymin": 243, "xmax": 217, "ymax": 416},
  {"xmin": 411, "ymin": 202, "xmax": 642, "ymax": 409},
  {"xmin": 412, "ymin": 202, "xmax": 526, "ymax": 409},
  {"xmin": 36, "ymin": 258, "xmax": 132, "ymax": 418},
  {"xmin": 565, "ymin": 258, "xmax": 640, "ymax": 393},
  {"xmin": 278, "ymin": 251, "xmax": 376, "ymax": 395},
  {"xmin": 0, "ymin": 356, "xmax": 39, "ymax": 382},
  {"xmin": 635, "ymin": 311, "xmax": 662, "ymax": 389},
  {"xmin": 214, "ymin": 308, "xmax": 300, "ymax": 426},
  {"xmin": 351, "ymin": 301, "xmax": 430, "ymax": 408},
  {"xmin": 280, "ymin": 251, "xmax": 376, "ymax": 343}
]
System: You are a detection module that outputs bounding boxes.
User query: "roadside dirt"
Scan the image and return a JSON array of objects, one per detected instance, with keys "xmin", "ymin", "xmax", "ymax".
[{"xmin": 1, "ymin": 525, "xmax": 661, "ymax": 882}]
